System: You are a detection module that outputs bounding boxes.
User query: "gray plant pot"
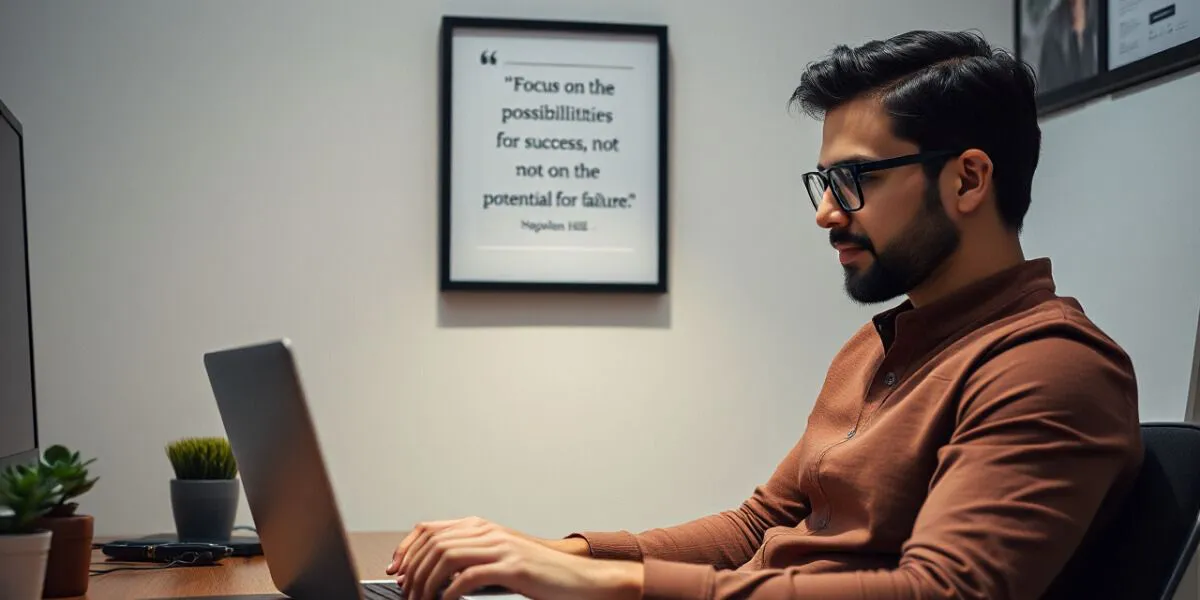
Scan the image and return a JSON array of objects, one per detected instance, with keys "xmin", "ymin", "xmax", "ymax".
[{"xmin": 170, "ymin": 478, "xmax": 239, "ymax": 542}]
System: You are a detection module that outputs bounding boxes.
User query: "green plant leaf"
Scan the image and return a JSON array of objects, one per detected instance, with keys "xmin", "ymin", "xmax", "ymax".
[
  {"xmin": 0, "ymin": 463, "xmax": 57, "ymax": 533},
  {"xmin": 43, "ymin": 445, "xmax": 70, "ymax": 464},
  {"xmin": 36, "ymin": 444, "xmax": 99, "ymax": 509}
]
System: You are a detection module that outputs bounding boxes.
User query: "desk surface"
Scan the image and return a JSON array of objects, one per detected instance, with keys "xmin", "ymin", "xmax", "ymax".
[{"xmin": 73, "ymin": 531, "xmax": 402, "ymax": 599}]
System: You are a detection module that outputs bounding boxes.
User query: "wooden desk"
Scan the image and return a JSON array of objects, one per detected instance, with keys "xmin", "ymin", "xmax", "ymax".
[{"xmin": 71, "ymin": 531, "xmax": 403, "ymax": 599}]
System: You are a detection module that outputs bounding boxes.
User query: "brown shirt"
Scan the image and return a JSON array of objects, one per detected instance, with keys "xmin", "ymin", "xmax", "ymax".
[{"xmin": 571, "ymin": 258, "xmax": 1142, "ymax": 599}]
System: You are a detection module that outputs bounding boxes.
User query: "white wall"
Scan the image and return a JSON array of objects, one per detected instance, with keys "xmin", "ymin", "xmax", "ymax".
[{"xmin": 0, "ymin": 0, "xmax": 1016, "ymax": 542}]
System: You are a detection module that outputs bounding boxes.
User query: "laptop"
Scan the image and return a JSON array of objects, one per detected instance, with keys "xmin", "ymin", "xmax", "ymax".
[{"xmin": 203, "ymin": 339, "xmax": 527, "ymax": 599}]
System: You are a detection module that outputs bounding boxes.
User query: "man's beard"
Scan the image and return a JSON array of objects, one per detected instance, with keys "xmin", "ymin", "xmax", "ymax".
[{"xmin": 832, "ymin": 181, "xmax": 961, "ymax": 305}]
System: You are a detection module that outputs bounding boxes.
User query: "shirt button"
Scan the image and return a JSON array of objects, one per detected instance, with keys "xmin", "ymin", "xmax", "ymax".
[{"xmin": 884, "ymin": 372, "xmax": 898, "ymax": 387}]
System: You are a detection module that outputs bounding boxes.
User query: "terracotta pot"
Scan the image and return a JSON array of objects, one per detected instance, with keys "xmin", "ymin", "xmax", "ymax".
[
  {"xmin": 32, "ymin": 514, "xmax": 93, "ymax": 598},
  {"xmin": 0, "ymin": 529, "xmax": 52, "ymax": 600}
]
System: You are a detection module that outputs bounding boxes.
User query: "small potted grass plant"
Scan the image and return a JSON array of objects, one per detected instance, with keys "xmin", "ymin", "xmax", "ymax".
[
  {"xmin": 167, "ymin": 437, "xmax": 239, "ymax": 541},
  {"xmin": 33, "ymin": 445, "xmax": 99, "ymax": 598},
  {"xmin": 0, "ymin": 462, "xmax": 57, "ymax": 600}
]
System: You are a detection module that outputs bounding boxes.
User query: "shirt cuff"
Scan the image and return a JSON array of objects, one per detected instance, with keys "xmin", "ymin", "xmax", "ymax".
[
  {"xmin": 564, "ymin": 531, "xmax": 643, "ymax": 561},
  {"xmin": 641, "ymin": 558, "xmax": 716, "ymax": 600}
]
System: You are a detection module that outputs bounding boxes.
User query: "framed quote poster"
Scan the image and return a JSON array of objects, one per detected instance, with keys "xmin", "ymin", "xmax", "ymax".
[
  {"xmin": 438, "ymin": 16, "xmax": 669, "ymax": 293},
  {"xmin": 1017, "ymin": 0, "xmax": 1200, "ymax": 116}
]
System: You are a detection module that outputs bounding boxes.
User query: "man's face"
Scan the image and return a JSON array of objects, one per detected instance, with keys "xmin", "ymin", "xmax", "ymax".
[{"xmin": 814, "ymin": 97, "xmax": 961, "ymax": 304}]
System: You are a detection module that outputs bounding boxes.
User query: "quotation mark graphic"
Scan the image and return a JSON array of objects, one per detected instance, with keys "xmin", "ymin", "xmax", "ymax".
[{"xmin": 480, "ymin": 50, "xmax": 498, "ymax": 65}]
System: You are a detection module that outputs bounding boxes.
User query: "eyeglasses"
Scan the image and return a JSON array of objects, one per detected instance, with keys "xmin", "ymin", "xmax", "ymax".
[{"xmin": 802, "ymin": 149, "xmax": 962, "ymax": 213}]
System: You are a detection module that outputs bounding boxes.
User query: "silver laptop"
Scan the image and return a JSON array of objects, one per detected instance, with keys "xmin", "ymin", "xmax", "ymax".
[{"xmin": 203, "ymin": 339, "xmax": 526, "ymax": 599}]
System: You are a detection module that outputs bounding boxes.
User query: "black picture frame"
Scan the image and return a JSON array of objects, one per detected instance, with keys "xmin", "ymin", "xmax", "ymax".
[
  {"xmin": 438, "ymin": 15, "xmax": 669, "ymax": 293},
  {"xmin": 1017, "ymin": 0, "xmax": 1200, "ymax": 116}
]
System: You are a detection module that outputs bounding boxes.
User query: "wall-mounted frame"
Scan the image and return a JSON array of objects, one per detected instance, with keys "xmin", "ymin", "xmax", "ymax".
[
  {"xmin": 1016, "ymin": 0, "xmax": 1200, "ymax": 116},
  {"xmin": 438, "ymin": 15, "xmax": 669, "ymax": 293}
]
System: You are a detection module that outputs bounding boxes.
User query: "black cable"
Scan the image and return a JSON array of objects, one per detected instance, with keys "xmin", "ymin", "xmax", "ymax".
[{"xmin": 90, "ymin": 559, "xmax": 187, "ymax": 575}]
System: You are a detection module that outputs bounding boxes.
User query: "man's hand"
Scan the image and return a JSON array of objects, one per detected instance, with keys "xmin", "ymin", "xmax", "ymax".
[
  {"xmin": 385, "ymin": 516, "xmax": 640, "ymax": 600},
  {"xmin": 387, "ymin": 516, "xmax": 588, "ymax": 576}
]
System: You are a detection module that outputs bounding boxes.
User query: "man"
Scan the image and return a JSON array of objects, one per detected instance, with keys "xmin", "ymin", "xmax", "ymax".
[{"xmin": 386, "ymin": 30, "xmax": 1143, "ymax": 600}]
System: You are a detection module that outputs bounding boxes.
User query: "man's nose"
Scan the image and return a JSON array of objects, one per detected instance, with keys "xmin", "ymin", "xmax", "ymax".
[{"xmin": 815, "ymin": 187, "xmax": 849, "ymax": 230}]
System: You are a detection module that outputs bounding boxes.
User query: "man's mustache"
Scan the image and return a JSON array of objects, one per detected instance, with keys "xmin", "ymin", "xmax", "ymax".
[{"xmin": 830, "ymin": 228, "xmax": 875, "ymax": 254}]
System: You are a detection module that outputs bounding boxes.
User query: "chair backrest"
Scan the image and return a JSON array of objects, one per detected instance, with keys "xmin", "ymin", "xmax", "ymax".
[{"xmin": 1064, "ymin": 422, "xmax": 1200, "ymax": 600}]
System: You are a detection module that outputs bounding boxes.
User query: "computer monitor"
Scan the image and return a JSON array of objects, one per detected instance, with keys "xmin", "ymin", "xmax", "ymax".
[{"xmin": 0, "ymin": 97, "xmax": 38, "ymax": 470}]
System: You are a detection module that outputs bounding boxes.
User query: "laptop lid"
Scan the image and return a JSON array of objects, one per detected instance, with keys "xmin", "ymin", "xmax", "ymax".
[{"xmin": 204, "ymin": 339, "xmax": 365, "ymax": 599}]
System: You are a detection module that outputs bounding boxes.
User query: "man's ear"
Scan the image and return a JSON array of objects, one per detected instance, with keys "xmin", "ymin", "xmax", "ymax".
[{"xmin": 952, "ymin": 149, "xmax": 993, "ymax": 215}]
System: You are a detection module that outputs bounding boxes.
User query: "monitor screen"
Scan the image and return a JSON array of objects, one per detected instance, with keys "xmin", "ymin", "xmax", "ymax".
[{"xmin": 0, "ymin": 98, "xmax": 37, "ymax": 469}]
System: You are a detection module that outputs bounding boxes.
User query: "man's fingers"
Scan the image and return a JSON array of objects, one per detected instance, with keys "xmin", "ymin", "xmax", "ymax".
[
  {"xmin": 441, "ymin": 562, "xmax": 515, "ymax": 600},
  {"xmin": 399, "ymin": 520, "xmax": 455, "ymax": 576},
  {"xmin": 403, "ymin": 525, "xmax": 491, "ymax": 582},
  {"xmin": 419, "ymin": 546, "xmax": 504, "ymax": 600},
  {"xmin": 407, "ymin": 532, "xmax": 503, "ymax": 600},
  {"xmin": 389, "ymin": 517, "xmax": 492, "ymax": 576},
  {"xmin": 398, "ymin": 518, "xmax": 485, "ymax": 573},
  {"xmin": 394, "ymin": 530, "xmax": 426, "ymax": 575},
  {"xmin": 387, "ymin": 531, "xmax": 421, "ymax": 574}
]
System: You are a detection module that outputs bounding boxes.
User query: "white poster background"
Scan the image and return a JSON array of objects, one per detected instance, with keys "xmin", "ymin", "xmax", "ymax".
[
  {"xmin": 448, "ymin": 27, "xmax": 661, "ymax": 285},
  {"xmin": 1110, "ymin": 0, "xmax": 1199, "ymax": 68}
]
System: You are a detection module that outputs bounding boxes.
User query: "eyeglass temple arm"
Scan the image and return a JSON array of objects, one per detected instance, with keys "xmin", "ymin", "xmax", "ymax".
[{"xmin": 853, "ymin": 149, "xmax": 964, "ymax": 174}]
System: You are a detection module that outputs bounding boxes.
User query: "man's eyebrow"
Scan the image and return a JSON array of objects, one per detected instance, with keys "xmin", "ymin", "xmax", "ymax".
[{"xmin": 816, "ymin": 154, "xmax": 877, "ymax": 171}]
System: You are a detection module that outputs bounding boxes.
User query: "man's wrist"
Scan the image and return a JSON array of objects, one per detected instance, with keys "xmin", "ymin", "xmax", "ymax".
[{"xmin": 546, "ymin": 536, "xmax": 592, "ymax": 557}]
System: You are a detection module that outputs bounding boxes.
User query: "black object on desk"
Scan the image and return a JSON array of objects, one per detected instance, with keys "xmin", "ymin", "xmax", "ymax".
[
  {"xmin": 102, "ymin": 532, "xmax": 263, "ymax": 560},
  {"xmin": 141, "ymin": 532, "xmax": 263, "ymax": 556},
  {"xmin": 100, "ymin": 540, "xmax": 234, "ymax": 564}
]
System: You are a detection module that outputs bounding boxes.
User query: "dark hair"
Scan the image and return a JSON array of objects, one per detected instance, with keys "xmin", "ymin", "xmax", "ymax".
[{"xmin": 791, "ymin": 30, "xmax": 1041, "ymax": 232}]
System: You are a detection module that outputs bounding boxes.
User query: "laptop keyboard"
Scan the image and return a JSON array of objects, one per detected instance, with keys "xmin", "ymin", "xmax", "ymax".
[
  {"xmin": 361, "ymin": 580, "xmax": 512, "ymax": 599},
  {"xmin": 362, "ymin": 581, "xmax": 405, "ymax": 599}
]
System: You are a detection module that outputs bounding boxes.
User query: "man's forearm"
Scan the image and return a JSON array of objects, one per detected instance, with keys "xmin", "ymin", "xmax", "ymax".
[{"xmin": 562, "ymin": 438, "xmax": 811, "ymax": 568}]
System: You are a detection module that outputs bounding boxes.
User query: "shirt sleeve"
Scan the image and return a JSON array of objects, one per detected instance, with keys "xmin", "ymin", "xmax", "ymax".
[
  {"xmin": 567, "ymin": 437, "xmax": 813, "ymax": 569},
  {"xmin": 637, "ymin": 330, "xmax": 1143, "ymax": 600}
]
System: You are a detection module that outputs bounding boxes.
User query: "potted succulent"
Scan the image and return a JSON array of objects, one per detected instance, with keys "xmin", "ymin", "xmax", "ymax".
[
  {"xmin": 0, "ymin": 463, "xmax": 57, "ymax": 600},
  {"xmin": 33, "ymin": 445, "xmax": 99, "ymax": 598},
  {"xmin": 166, "ymin": 437, "xmax": 239, "ymax": 541}
]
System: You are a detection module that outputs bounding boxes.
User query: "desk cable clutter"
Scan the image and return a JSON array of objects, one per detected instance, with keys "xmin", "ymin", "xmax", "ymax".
[
  {"xmin": 90, "ymin": 525, "xmax": 260, "ymax": 575},
  {"xmin": 90, "ymin": 541, "xmax": 233, "ymax": 576}
]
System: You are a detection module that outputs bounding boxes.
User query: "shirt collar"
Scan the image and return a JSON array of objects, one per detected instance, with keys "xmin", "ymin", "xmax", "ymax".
[{"xmin": 871, "ymin": 258, "xmax": 1057, "ymax": 355}]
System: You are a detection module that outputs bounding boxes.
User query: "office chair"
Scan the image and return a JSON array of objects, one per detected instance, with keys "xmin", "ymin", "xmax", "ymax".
[{"xmin": 1053, "ymin": 422, "xmax": 1200, "ymax": 600}]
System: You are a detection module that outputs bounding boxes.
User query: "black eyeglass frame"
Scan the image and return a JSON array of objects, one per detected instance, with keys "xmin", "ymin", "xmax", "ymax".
[{"xmin": 803, "ymin": 149, "xmax": 964, "ymax": 212}]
